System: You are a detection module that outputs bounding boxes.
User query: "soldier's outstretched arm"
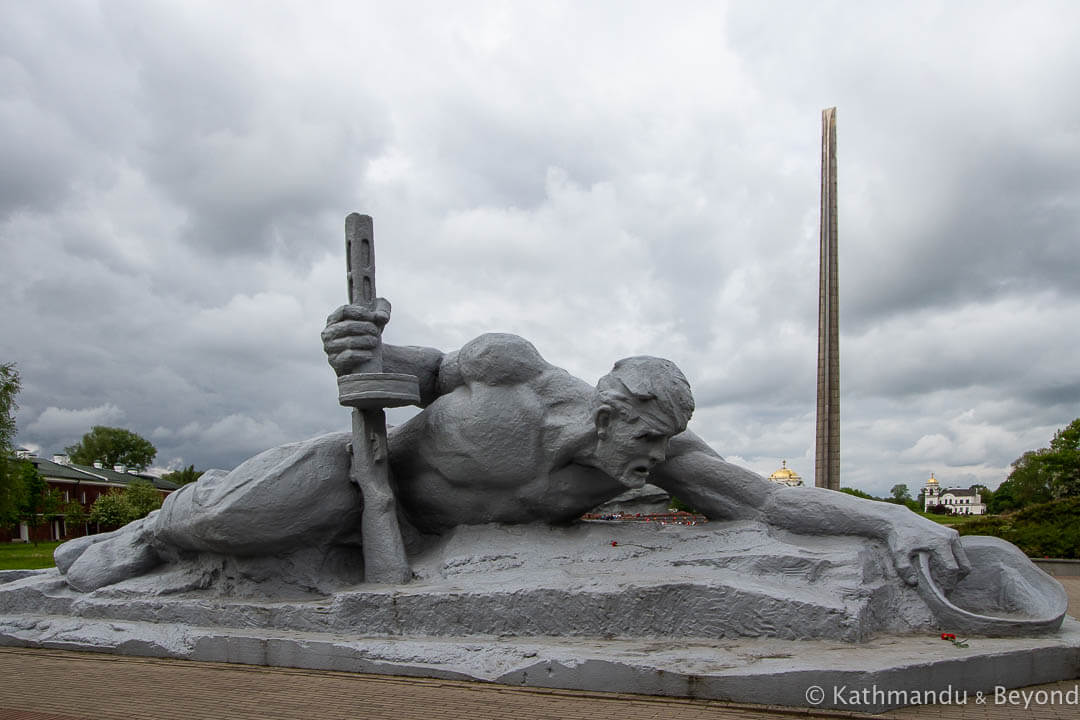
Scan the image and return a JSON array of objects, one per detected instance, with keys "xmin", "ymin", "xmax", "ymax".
[{"xmin": 650, "ymin": 432, "xmax": 970, "ymax": 590}]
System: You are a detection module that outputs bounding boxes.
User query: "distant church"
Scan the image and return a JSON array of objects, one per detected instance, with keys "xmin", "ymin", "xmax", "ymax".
[
  {"xmin": 922, "ymin": 473, "xmax": 986, "ymax": 515},
  {"xmin": 768, "ymin": 460, "xmax": 804, "ymax": 487}
]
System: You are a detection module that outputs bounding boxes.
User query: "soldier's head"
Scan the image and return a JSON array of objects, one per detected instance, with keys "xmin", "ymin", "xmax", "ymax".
[{"xmin": 590, "ymin": 356, "xmax": 694, "ymax": 487}]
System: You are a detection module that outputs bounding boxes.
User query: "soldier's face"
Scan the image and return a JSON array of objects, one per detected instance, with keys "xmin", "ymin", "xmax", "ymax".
[{"xmin": 594, "ymin": 410, "xmax": 672, "ymax": 488}]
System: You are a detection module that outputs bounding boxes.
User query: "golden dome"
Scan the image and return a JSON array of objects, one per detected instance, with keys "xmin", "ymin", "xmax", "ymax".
[
  {"xmin": 926, "ymin": 472, "xmax": 939, "ymax": 485},
  {"xmin": 769, "ymin": 460, "xmax": 802, "ymax": 482}
]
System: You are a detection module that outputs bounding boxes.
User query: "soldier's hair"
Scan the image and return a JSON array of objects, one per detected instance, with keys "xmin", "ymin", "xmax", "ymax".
[{"xmin": 594, "ymin": 356, "xmax": 694, "ymax": 435}]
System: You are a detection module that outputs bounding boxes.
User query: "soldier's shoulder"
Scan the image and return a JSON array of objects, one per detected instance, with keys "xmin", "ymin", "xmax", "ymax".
[{"xmin": 458, "ymin": 333, "xmax": 551, "ymax": 386}]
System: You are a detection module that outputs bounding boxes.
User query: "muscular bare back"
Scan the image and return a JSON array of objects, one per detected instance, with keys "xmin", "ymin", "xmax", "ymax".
[{"xmin": 388, "ymin": 334, "xmax": 627, "ymax": 531}]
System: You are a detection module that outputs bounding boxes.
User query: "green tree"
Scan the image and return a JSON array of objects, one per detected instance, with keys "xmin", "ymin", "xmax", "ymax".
[
  {"xmin": 66, "ymin": 426, "xmax": 157, "ymax": 472},
  {"xmin": 988, "ymin": 478, "xmax": 1022, "ymax": 514},
  {"xmin": 0, "ymin": 363, "xmax": 24, "ymax": 528},
  {"xmin": 16, "ymin": 462, "xmax": 62, "ymax": 544},
  {"xmin": 62, "ymin": 499, "xmax": 89, "ymax": 536},
  {"xmin": 971, "ymin": 484, "xmax": 993, "ymax": 507},
  {"xmin": 17, "ymin": 460, "xmax": 45, "ymax": 527},
  {"xmin": 89, "ymin": 491, "xmax": 135, "ymax": 530},
  {"xmin": 161, "ymin": 465, "xmax": 204, "ymax": 486},
  {"xmin": 124, "ymin": 478, "xmax": 163, "ymax": 518},
  {"xmin": 889, "ymin": 484, "xmax": 911, "ymax": 503},
  {"xmin": 41, "ymin": 488, "xmax": 64, "ymax": 522},
  {"xmin": 958, "ymin": 496, "xmax": 1080, "ymax": 558},
  {"xmin": 993, "ymin": 450, "xmax": 1054, "ymax": 513},
  {"xmin": 991, "ymin": 420, "xmax": 1080, "ymax": 512},
  {"xmin": 87, "ymin": 480, "xmax": 161, "ymax": 531},
  {"xmin": 0, "ymin": 461, "xmax": 26, "ymax": 528},
  {"xmin": 0, "ymin": 363, "xmax": 18, "ymax": 454},
  {"xmin": 1045, "ymin": 418, "xmax": 1080, "ymax": 499}
]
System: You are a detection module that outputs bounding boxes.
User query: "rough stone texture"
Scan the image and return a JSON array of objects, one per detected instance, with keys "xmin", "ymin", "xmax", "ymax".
[
  {"xmin": 6, "ymin": 522, "xmax": 906, "ymax": 641},
  {"xmin": 6, "ymin": 522, "xmax": 1070, "ymax": 641},
  {"xmin": 65, "ymin": 514, "xmax": 160, "ymax": 592}
]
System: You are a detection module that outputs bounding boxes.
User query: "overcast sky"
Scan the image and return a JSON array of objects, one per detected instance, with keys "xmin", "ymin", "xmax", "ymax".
[{"xmin": 3, "ymin": 1, "xmax": 1078, "ymax": 496}]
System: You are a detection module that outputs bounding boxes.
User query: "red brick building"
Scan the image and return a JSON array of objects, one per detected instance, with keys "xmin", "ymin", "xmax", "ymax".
[{"xmin": 2, "ymin": 453, "xmax": 178, "ymax": 543}]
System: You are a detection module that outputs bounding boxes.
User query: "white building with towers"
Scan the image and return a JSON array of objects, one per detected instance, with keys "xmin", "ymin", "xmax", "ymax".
[{"xmin": 922, "ymin": 473, "xmax": 986, "ymax": 515}]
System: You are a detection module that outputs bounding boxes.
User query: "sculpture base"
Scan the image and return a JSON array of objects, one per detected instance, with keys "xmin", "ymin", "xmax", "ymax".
[
  {"xmin": 2, "ymin": 522, "xmax": 1077, "ymax": 712},
  {"xmin": 1, "ymin": 607, "xmax": 1077, "ymax": 713}
]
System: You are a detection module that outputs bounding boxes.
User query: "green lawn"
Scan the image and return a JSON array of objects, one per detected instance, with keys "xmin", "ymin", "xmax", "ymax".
[
  {"xmin": 914, "ymin": 512, "xmax": 986, "ymax": 527},
  {"xmin": 0, "ymin": 541, "xmax": 61, "ymax": 570}
]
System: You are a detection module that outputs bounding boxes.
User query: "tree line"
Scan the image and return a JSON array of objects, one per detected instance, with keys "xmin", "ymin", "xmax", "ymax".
[
  {"xmin": 987, "ymin": 418, "xmax": 1080, "ymax": 513},
  {"xmin": 839, "ymin": 418, "xmax": 1080, "ymax": 517}
]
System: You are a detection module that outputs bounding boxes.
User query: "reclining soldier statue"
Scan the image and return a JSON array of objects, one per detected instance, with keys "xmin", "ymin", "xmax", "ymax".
[
  {"xmin": 56, "ymin": 298, "xmax": 974, "ymax": 601},
  {"xmin": 52, "ymin": 211, "xmax": 1072, "ymax": 641}
]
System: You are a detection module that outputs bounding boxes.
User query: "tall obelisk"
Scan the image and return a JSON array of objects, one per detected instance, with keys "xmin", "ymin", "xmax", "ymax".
[{"xmin": 815, "ymin": 107, "xmax": 840, "ymax": 490}]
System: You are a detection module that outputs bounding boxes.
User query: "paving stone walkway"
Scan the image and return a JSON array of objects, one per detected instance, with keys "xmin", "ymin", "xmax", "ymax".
[{"xmin": 1, "ymin": 577, "xmax": 1077, "ymax": 720}]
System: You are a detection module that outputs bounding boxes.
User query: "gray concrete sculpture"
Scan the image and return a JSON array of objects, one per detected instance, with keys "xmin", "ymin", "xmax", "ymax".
[
  {"xmin": 58, "ymin": 330, "xmax": 960, "ymax": 586},
  {"xmin": 47, "ymin": 215, "xmax": 1067, "ymax": 646}
]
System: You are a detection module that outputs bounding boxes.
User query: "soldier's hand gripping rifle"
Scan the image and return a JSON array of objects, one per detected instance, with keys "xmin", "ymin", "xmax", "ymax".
[{"xmin": 335, "ymin": 213, "xmax": 419, "ymax": 584}]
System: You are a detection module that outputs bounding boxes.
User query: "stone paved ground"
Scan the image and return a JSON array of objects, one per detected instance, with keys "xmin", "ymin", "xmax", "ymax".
[{"xmin": 1, "ymin": 577, "xmax": 1077, "ymax": 720}]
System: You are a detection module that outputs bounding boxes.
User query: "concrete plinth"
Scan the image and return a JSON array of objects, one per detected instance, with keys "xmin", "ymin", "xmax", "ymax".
[
  {"xmin": 2, "ymin": 521, "xmax": 1077, "ymax": 713},
  {"xmin": 1, "ymin": 605, "xmax": 1078, "ymax": 713}
]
